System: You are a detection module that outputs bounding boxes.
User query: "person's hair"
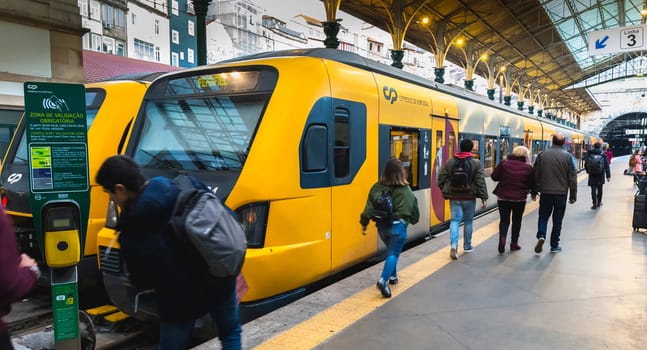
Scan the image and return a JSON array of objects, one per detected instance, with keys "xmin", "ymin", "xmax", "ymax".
[
  {"xmin": 593, "ymin": 142, "xmax": 602, "ymax": 149},
  {"xmin": 512, "ymin": 145, "xmax": 529, "ymax": 159},
  {"xmin": 602, "ymin": 143, "xmax": 608, "ymax": 150},
  {"xmin": 634, "ymin": 149, "xmax": 641, "ymax": 156},
  {"xmin": 95, "ymin": 155, "xmax": 146, "ymax": 193},
  {"xmin": 552, "ymin": 133, "xmax": 565, "ymax": 146},
  {"xmin": 379, "ymin": 158, "xmax": 408, "ymax": 186},
  {"xmin": 459, "ymin": 139, "xmax": 474, "ymax": 152}
]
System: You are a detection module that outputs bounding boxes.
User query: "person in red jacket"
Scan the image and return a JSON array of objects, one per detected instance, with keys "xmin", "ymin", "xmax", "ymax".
[
  {"xmin": 491, "ymin": 145, "xmax": 537, "ymax": 254},
  {"xmin": 0, "ymin": 208, "xmax": 40, "ymax": 350}
]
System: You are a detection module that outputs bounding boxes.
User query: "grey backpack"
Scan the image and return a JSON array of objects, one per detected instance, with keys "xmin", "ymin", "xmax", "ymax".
[{"xmin": 169, "ymin": 175, "xmax": 247, "ymax": 278}]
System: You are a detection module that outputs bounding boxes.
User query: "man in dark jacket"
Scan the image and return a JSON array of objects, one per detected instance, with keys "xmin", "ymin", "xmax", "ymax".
[
  {"xmin": 96, "ymin": 155, "xmax": 241, "ymax": 350},
  {"xmin": 0, "ymin": 208, "xmax": 40, "ymax": 350},
  {"xmin": 533, "ymin": 133, "xmax": 577, "ymax": 254},
  {"xmin": 438, "ymin": 139, "xmax": 488, "ymax": 259},
  {"xmin": 585, "ymin": 142, "xmax": 611, "ymax": 209}
]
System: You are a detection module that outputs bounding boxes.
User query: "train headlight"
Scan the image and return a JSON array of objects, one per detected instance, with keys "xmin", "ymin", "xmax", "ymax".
[
  {"xmin": 235, "ymin": 202, "xmax": 268, "ymax": 248},
  {"xmin": 105, "ymin": 200, "xmax": 119, "ymax": 229}
]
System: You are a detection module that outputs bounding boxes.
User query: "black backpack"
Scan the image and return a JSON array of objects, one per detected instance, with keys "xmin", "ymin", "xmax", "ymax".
[
  {"xmin": 168, "ymin": 175, "xmax": 247, "ymax": 278},
  {"xmin": 450, "ymin": 158, "xmax": 473, "ymax": 192},
  {"xmin": 587, "ymin": 154, "xmax": 605, "ymax": 175},
  {"xmin": 370, "ymin": 189, "xmax": 393, "ymax": 224}
]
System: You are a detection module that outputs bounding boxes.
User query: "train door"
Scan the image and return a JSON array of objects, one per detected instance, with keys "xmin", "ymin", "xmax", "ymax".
[
  {"xmin": 430, "ymin": 116, "xmax": 456, "ymax": 226},
  {"xmin": 498, "ymin": 126, "xmax": 510, "ymax": 165},
  {"xmin": 329, "ymin": 99, "xmax": 371, "ymax": 272}
]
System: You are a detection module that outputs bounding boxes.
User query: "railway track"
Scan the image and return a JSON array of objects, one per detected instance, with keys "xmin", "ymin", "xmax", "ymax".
[{"xmin": 8, "ymin": 291, "xmax": 155, "ymax": 350}]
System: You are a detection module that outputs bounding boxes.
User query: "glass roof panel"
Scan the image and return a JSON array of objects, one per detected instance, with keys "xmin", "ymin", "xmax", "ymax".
[
  {"xmin": 571, "ymin": 0, "xmax": 594, "ymax": 14},
  {"xmin": 542, "ymin": 0, "xmax": 643, "ymax": 71}
]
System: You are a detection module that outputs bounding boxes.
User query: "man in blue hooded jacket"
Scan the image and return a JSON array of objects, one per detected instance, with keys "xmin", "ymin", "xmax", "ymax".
[{"xmin": 96, "ymin": 155, "xmax": 241, "ymax": 350}]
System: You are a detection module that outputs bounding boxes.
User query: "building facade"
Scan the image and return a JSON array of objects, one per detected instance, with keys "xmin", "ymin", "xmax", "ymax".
[
  {"xmin": 169, "ymin": 0, "xmax": 198, "ymax": 67},
  {"xmin": 0, "ymin": 0, "xmax": 85, "ymax": 155}
]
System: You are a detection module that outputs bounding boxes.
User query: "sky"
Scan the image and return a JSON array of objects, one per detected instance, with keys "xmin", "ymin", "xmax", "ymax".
[{"xmin": 250, "ymin": 0, "xmax": 329, "ymax": 18}]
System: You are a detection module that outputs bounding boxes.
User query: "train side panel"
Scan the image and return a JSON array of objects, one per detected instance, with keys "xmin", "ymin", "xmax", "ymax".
[
  {"xmin": 429, "ymin": 91, "xmax": 458, "ymax": 225},
  {"xmin": 374, "ymin": 75, "xmax": 436, "ymax": 240},
  {"xmin": 226, "ymin": 58, "xmax": 334, "ymax": 301},
  {"xmin": 325, "ymin": 59, "xmax": 379, "ymax": 272}
]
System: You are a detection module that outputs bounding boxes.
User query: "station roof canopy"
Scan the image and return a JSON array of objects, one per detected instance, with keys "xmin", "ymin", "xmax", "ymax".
[{"xmin": 339, "ymin": 0, "xmax": 647, "ymax": 115}]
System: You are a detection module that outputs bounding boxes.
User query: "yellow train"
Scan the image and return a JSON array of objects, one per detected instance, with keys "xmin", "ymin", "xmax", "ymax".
[
  {"xmin": 95, "ymin": 49, "xmax": 593, "ymax": 320},
  {"xmin": 0, "ymin": 74, "xmax": 162, "ymax": 289}
]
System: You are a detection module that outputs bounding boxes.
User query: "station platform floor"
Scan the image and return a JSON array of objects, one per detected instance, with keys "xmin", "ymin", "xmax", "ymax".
[{"xmin": 195, "ymin": 156, "xmax": 647, "ymax": 350}]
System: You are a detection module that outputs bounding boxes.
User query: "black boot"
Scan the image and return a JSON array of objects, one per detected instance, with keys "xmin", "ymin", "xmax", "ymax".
[{"xmin": 498, "ymin": 234, "xmax": 506, "ymax": 254}]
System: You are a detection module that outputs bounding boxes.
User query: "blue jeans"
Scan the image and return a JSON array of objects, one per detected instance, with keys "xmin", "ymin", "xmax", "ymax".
[
  {"xmin": 449, "ymin": 199, "xmax": 476, "ymax": 249},
  {"xmin": 537, "ymin": 194, "xmax": 567, "ymax": 248},
  {"xmin": 377, "ymin": 220, "xmax": 407, "ymax": 282},
  {"xmin": 159, "ymin": 285, "xmax": 242, "ymax": 350}
]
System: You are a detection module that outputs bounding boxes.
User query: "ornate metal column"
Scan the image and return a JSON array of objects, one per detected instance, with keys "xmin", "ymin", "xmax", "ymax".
[
  {"xmin": 461, "ymin": 42, "xmax": 479, "ymax": 91},
  {"xmin": 322, "ymin": 0, "xmax": 341, "ymax": 49},
  {"xmin": 192, "ymin": 0, "xmax": 212, "ymax": 66},
  {"xmin": 503, "ymin": 68, "xmax": 513, "ymax": 106}
]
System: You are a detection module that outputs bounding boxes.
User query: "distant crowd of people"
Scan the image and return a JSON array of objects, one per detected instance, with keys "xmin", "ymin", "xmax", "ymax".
[{"xmin": 361, "ymin": 135, "xmax": 612, "ymax": 298}]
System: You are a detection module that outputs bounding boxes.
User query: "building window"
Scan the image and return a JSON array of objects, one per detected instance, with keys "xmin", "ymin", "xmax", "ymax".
[
  {"xmin": 180, "ymin": 51, "xmax": 184, "ymax": 60},
  {"xmin": 172, "ymin": 0, "xmax": 179, "ymax": 16},
  {"xmin": 89, "ymin": 0, "xmax": 99, "ymax": 20},
  {"xmin": 187, "ymin": 48, "xmax": 194, "ymax": 64},
  {"xmin": 101, "ymin": 4, "xmax": 125, "ymax": 28},
  {"xmin": 188, "ymin": 20, "xmax": 195, "ymax": 36},
  {"xmin": 155, "ymin": 47, "xmax": 160, "ymax": 62},
  {"xmin": 103, "ymin": 36, "xmax": 114, "ymax": 54},
  {"xmin": 82, "ymin": 32, "xmax": 91, "ymax": 50},
  {"xmin": 91, "ymin": 33, "xmax": 102, "ymax": 52},
  {"xmin": 78, "ymin": 0, "xmax": 88, "ymax": 17},
  {"xmin": 116, "ymin": 41, "xmax": 125, "ymax": 56},
  {"xmin": 172, "ymin": 30, "xmax": 179, "ymax": 44},
  {"xmin": 134, "ymin": 38, "xmax": 155, "ymax": 60},
  {"xmin": 187, "ymin": 1, "xmax": 194, "ymax": 14},
  {"xmin": 155, "ymin": 19, "xmax": 159, "ymax": 35},
  {"xmin": 131, "ymin": 13, "xmax": 135, "ymax": 24},
  {"xmin": 171, "ymin": 52, "xmax": 179, "ymax": 66}
]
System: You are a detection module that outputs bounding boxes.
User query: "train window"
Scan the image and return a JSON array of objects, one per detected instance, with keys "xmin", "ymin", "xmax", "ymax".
[
  {"xmin": 390, "ymin": 129, "xmax": 418, "ymax": 189},
  {"xmin": 334, "ymin": 111, "xmax": 350, "ymax": 178},
  {"xmin": 303, "ymin": 124, "xmax": 327, "ymax": 172},
  {"xmin": 484, "ymin": 137, "xmax": 496, "ymax": 176},
  {"xmin": 134, "ymin": 93, "xmax": 269, "ymax": 171},
  {"xmin": 500, "ymin": 137, "xmax": 509, "ymax": 162},
  {"xmin": 469, "ymin": 138, "xmax": 480, "ymax": 160},
  {"xmin": 85, "ymin": 89, "xmax": 106, "ymax": 129}
]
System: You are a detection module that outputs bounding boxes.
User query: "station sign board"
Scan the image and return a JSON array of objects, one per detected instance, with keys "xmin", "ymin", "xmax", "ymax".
[
  {"xmin": 626, "ymin": 129, "xmax": 643, "ymax": 135},
  {"xmin": 588, "ymin": 24, "xmax": 647, "ymax": 56}
]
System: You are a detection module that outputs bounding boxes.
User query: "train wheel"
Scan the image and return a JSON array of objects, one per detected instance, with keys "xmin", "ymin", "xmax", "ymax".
[{"xmin": 79, "ymin": 310, "xmax": 96, "ymax": 350}]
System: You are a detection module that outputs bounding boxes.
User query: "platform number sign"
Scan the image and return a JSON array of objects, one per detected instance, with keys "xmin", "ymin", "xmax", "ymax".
[
  {"xmin": 621, "ymin": 27, "xmax": 643, "ymax": 50},
  {"xmin": 589, "ymin": 24, "xmax": 647, "ymax": 56}
]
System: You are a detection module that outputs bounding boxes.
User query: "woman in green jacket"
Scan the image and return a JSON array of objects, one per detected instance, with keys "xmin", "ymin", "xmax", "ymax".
[{"xmin": 360, "ymin": 159, "xmax": 420, "ymax": 298}]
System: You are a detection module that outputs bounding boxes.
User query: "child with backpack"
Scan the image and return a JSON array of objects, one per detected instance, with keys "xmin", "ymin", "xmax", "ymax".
[
  {"xmin": 437, "ymin": 139, "xmax": 489, "ymax": 260},
  {"xmin": 360, "ymin": 159, "xmax": 419, "ymax": 298},
  {"xmin": 585, "ymin": 142, "xmax": 611, "ymax": 209}
]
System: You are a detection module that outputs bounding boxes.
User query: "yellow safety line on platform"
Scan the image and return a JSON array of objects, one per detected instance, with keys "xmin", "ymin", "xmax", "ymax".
[{"xmin": 254, "ymin": 173, "xmax": 585, "ymax": 349}]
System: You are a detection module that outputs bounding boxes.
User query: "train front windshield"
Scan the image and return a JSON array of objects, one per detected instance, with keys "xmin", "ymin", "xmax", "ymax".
[{"xmin": 132, "ymin": 68, "xmax": 278, "ymax": 172}]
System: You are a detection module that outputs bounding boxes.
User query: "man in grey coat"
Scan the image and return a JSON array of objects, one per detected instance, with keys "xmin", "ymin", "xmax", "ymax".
[{"xmin": 533, "ymin": 133, "xmax": 577, "ymax": 253}]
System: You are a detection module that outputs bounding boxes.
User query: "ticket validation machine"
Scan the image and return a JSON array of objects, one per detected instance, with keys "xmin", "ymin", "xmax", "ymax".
[
  {"xmin": 43, "ymin": 201, "xmax": 82, "ymax": 350},
  {"xmin": 44, "ymin": 202, "xmax": 81, "ymax": 268},
  {"xmin": 24, "ymin": 82, "xmax": 90, "ymax": 350}
]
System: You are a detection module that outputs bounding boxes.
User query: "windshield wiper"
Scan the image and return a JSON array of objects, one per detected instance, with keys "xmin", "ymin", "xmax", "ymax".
[{"xmin": 138, "ymin": 149, "xmax": 183, "ymax": 175}]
